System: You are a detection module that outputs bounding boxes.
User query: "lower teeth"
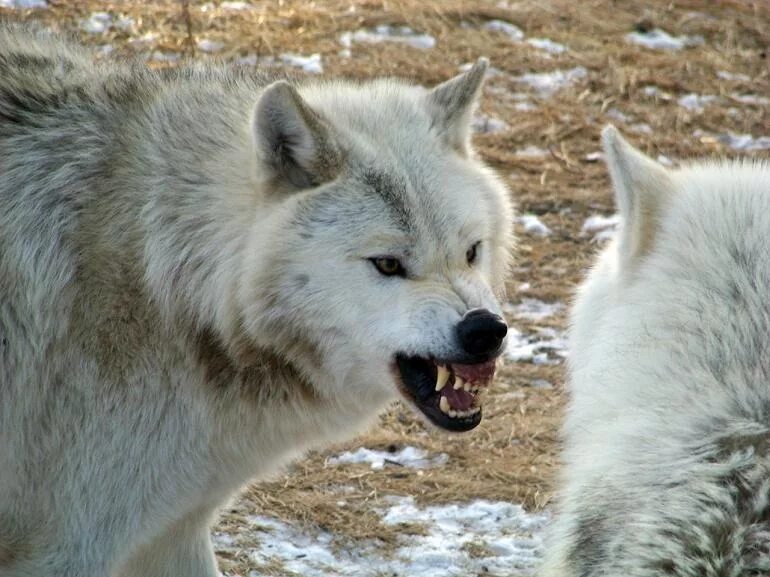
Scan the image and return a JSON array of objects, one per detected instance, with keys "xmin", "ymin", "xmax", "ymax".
[{"xmin": 439, "ymin": 400, "xmax": 480, "ymax": 418}]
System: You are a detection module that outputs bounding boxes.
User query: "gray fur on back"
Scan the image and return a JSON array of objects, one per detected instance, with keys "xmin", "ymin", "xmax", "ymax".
[{"xmin": 0, "ymin": 24, "xmax": 513, "ymax": 577}]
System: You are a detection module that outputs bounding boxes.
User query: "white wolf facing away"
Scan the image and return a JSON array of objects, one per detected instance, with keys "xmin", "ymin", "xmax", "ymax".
[
  {"xmin": 0, "ymin": 25, "xmax": 514, "ymax": 577},
  {"xmin": 541, "ymin": 127, "xmax": 770, "ymax": 577}
]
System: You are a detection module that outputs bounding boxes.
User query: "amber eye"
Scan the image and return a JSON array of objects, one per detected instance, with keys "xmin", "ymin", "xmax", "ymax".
[
  {"xmin": 466, "ymin": 241, "xmax": 481, "ymax": 265},
  {"xmin": 370, "ymin": 257, "xmax": 406, "ymax": 277}
]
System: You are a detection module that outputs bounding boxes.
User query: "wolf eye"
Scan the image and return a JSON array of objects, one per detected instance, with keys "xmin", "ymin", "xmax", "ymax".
[
  {"xmin": 466, "ymin": 241, "xmax": 481, "ymax": 265},
  {"xmin": 370, "ymin": 257, "xmax": 406, "ymax": 277}
]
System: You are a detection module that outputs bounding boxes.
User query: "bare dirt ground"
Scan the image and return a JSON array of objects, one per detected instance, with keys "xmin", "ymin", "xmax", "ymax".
[{"xmin": 5, "ymin": 0, "xmax": 768, "ymax": 574}]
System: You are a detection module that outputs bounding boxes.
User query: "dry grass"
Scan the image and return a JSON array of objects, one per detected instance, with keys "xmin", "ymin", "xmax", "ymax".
[{"xmin": 4, "ymin": 0, "xmax": 768, "ymax": 573}]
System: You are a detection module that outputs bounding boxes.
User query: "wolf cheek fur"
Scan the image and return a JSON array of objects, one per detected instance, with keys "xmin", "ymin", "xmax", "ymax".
[
  {"xmin": 541, "ymin": 127, "xmax": 770, "ymax": 577},
  {"xmin": 0, "ymin": 25, "xmax": 514, "ymax": 577}
]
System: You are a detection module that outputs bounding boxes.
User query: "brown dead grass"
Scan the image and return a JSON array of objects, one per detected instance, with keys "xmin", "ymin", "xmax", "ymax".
[{"xmin": 5, "ymin": 0, "xmax": 768, "ymax": 573}]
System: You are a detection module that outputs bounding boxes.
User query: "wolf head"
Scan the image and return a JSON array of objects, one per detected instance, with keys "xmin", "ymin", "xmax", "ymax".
[{"xmin": 237, "ymin": 60, "xmax": 513, "ymax": 432}]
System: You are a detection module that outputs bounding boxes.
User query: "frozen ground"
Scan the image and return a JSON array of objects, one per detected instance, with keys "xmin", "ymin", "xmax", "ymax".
[{"xmin": 214, "ymin": 494, "xmax": 549, "ymax": 577}]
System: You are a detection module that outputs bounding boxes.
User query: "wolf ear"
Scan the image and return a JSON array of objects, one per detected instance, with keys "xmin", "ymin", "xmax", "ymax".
[
  {"xmin": 252, "ymin": 81, "xmax": 342, "ymax": 189},
  {"xmin": 602, "ymin": 125, "xmax": 673, "ymax": 265},
  {"xmin": 427, "ymin": 58, "xmax": 488, "ymax": 155}
]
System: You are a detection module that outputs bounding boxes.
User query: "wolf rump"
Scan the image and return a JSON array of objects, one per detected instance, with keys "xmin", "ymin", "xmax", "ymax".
[
  {"xmin": 0, "ymin": 25, "xmax": 513, "ymax": 577},
  {"xmin": 541, "ymin": 128, "xmax": 770, "ymax": 576}
]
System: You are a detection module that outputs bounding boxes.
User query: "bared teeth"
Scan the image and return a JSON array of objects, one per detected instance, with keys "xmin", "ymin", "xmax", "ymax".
[
  {"xmin": 439, "ymin": 396, "xmax": 451, "ymax": 414},
  {"xmin": 435, "ymin": 365, "xmax": 450, "ymax": 392},
  {"xmin": 454, "ymin": 376, "xmax": 464, "ymax": 390}
]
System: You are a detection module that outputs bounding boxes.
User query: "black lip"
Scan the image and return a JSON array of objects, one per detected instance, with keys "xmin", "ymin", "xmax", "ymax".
[{"xmin": 394, "ymin": 354, "xmax": 483, "ymax": 433}]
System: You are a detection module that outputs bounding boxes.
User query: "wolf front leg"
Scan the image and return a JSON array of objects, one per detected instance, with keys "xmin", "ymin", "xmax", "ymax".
[{"xmin": 118, "ymin": 512, "xmax": 219, "ymax": 577}]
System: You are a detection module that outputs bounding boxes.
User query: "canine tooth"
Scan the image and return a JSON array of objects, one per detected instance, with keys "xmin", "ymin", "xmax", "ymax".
[
  {"xmin": 454, "ymin": 377, "xmax": 465, "ymax": 390},
  {"xmin": 435, "ymin": 365, "xmax": 450, "ymax": 391},
  {"xmin": 439, "ymin": 396, "xmax": 451, "ymax": 414}
]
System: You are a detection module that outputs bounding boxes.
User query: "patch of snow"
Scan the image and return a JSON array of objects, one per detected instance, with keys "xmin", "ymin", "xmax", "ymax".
[
  {"xmin": 515, "ymin": 145, "xmax": 549, "ymax": 159},
  {"xmin": 581, "ymin": 214, "xmax": 620, "ymax": 242},
  {"xmin": 516, "ymin": 214, "xmax": 551, "ymax": 237},
  {"xmin": 506, "ymin": 326, "xmax": 568, "ymax": 364},
  {"xmin": 484, "ymin": 19, "xmax": 524, "ymax": 41},
  {"xmin": 730, "ymin": 93, "xmax": 769, "ymax": 106},
  {"xmin": 677, "ymin": 93, "xmax": 718, "ymax": 111},
  {"xmin": 717, "ymin": 70, "xmax": 750, "ymax": 82},
  {"xmin": 504, "ymin": 299, "xmax": 564, "ymax": 321},
  {"xmin": 81, "ymin": 11, "xmax": 112, "ymax": 34},
  {"xmin": 0, "ymin": 0, "xmax": 47, "ymax": 8},
  {"xmin": 472, "ymin": 114, "xmax": 509, "ymax": 134},
  {"xmin": 584, "ymin": 151, "xmax": 603, "ymax": 162},
  {"xmin": 515, "ymin": 66, "xmax": 588, "ymax": 97},
  {"xmin": 197, "ymin": 38, "xmax": 224, "ymax": 53},
  {"xmin": 514, "ymin": 101, "xmax": 538, "ymax": 112},
  {"xmin": 518, "ymin": 282, "xmax": 531, "ymax": 292},
  {"xmin": 340, "ymin": 25, "xmax": 436, "ymax": 50},
  {"xmin": 280, "ymin": 53, "xmax": 323, "ymax": 74},
  {"xmin": 225, "ymin": 498, "xmax": 548, "ymax": 577},
  {"xmin": 625, "ymin": 28, "xmax": 704, "ymax": 50},
  {"xmin": 221, "ymin": 1, "xmax": 252, "ymax": 9},
  {"xmin": 327, "ymin": 446, "xmax": 448, "ymax": 470},
  {"xmin": 629, "ymin": 122, "xmax": 653, "ymax": 135},
  {"xmin": 129, "ymin": 32, "xmax": 160, "ymax": 48},
  {"xmin": 642, "ymin": 85, "xmax": 673, "ymax": 100},
  {"xmin": 605, "ymin": 108, "xmax": 632, "ymax": 123},
  {"xmin": 115, "ymin": 16, "xmax": 134, "ymax": 31},
  {"xmin": 718, "ymin": 133, "xmax": 770, "ymax": 151},
  {"xmin": 526, "ymin": 37, "xmax": 567, "ymax": 54},
  {"xmin": 150, "ymin": 51, "xmax": 180, "ymax": 63}
]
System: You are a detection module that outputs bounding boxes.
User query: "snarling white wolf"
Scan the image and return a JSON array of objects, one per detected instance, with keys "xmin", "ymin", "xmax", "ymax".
[
  {"xmin": 0, "ymin": 25, "xmax": 514, "ymax": 577},
  {"xmin": 541, "ymin": 127, "xmax": 770, "ymax": 577}
]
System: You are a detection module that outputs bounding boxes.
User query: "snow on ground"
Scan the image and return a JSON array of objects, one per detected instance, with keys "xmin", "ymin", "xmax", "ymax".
[
  {"xmin": 505, "ymin": 299, "xmax": 564, "ymax": 322},
  {"xmin": 340, "ymin": 26, "xmax": 436, "ymax": 50},
  {"xmin": 581, "ymin": 214, "xmax": 620, "ymax": 242},
  {"xmin": 484, "ymin": 19, "xmax": 524, "ymax": 41},
  {"xmin": 730, "ymin": 93, "xmax": 769, "ymax": 106},
  {"xmin": 514, "ymin": 67, "xmax": 588, "ymax": 98},
  {"xmin": 197, "ymin": 38, "xmax": 225, "ymax": 53},
  {"xmin": 677, "ymin": 93, "xmax": 718, "ymax": 111},
  {"xmin": 0, "ymin": 0, "xmax": 47, "ymax": 7},
  {"xmin": 214, "ymin": 497, "xmax": 548, "ymax": 577},
  {"xmin": 718, "ymin": 133, "xmax": 770, "ymax": 151},
  {"xmin": 149, "ymin": 51, "xmax": 180, "ymax": 63},
  {"xmin": 472, "ymin": 114, "xmax": 510, "ymax": 134},
  {"xmin": 625, "ymin": 28, "xmax": 704, "ymax": 50},
  {"xmin": 327, "ymin": 446, "xmax": 448, "ymax": 470},
  {"xmin": 515, "ymin": 145, "xmax": 549, "ymax": 159},
  {"xmin": 717, "ymin": 70, "xmax": 751, "ymax": 82},
  {"xmin": 525, "ymin": 38, "xmax": 567, "ymax": 54},
  {"xmin": 81, "ymin": 12, "xmax": 133, "ymax": 34},
  {"xmin": 642, "ymin": 85, "xmax": 674, "ymax": 100},
  {"xmin": 505, "ymin": 326, "xmax": 568, "ymax": 365},
  {"xmin": 516, "ymin": 214, "xmax": 552, "ymax": 237},
  {"xmin": 235, "ymin": 53, "xmax": 323, "ymax": 74},
  {"xmin": 220, "ymin": 1, "xmax": 253, "ymax": 9}
]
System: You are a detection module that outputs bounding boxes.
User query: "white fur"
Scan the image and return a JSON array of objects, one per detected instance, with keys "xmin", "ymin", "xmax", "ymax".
[{"xmin": 542, "ymin": 126, "xmax": 770, "ymax": 576}]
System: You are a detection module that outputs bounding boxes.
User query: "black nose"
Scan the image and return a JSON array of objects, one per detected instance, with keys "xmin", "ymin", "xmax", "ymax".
[{"xmin": 456, "ymin": 308, "xmax": 508, "ymax": 357}]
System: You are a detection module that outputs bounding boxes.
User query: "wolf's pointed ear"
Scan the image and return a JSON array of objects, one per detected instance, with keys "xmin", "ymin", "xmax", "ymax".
[
  {"xmin": 602, "ymin": 125, "xmax": 673, "ymax": 265},
  {"xmin": 427, "ymin": 58, "xmax": 488, "ymax": 155},
  {"xmin": 252, "ymin": 81, "xmax": 342, "ymax": 189}
]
